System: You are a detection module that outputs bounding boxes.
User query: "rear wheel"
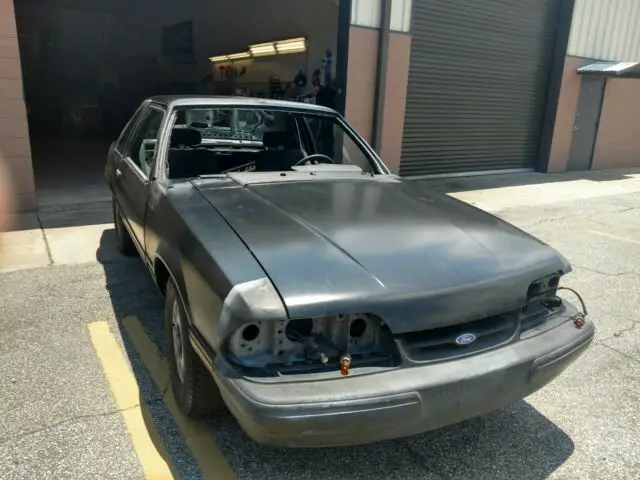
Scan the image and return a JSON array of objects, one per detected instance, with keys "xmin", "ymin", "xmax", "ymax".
[
  {"xmin": 112, "ymin": 198, "xmax": 136, "ymax": 256},
  {"xmin": 165, "ymin": 279, "xmax": 224, "ymax": 417}
]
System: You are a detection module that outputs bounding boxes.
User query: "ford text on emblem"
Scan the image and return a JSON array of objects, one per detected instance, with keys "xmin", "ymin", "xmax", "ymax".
[{"xmin": 455, "ymin": 333, "xmax": 477, "ymax": 346}]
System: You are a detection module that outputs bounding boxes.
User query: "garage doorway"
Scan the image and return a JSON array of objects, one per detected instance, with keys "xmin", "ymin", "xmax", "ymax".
[
  {"xmin": 14, "ymin": 0, "xmax": 341, "ymax": 207},
  {"xmin": 400, "ymin": 0, "xmax": 560, "ymax": 176}
]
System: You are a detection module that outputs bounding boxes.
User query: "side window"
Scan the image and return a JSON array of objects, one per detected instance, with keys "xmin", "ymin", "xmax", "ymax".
[
  {"xmin": 115, "ymin": 104, "xmax": 145, "ymax": 153},
  {"xmin": 127, "ymin": 108, "xmax": 165, "ymax": 178},
  {"xmin": 306, "ymin": 117, "xmax": 375, "ymax": 174}
]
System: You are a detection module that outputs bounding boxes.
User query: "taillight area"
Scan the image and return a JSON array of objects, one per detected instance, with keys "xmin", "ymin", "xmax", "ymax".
[{"xmin": 226, "ymin": 314, "xmax": 398, "ymax": 375}]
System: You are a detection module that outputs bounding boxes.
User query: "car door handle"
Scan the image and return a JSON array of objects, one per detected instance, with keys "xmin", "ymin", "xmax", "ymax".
[{"xmin": 116, "ymin": 168, "xmax": 122, "ymax": 177}]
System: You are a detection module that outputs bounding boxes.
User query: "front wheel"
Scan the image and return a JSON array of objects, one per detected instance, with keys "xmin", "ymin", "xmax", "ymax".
[{"xmin": 165, "ymin": 279, "xmax": 225, "ymax": 417}]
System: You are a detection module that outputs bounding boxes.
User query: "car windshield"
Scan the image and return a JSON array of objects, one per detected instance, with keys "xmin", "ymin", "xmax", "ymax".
[{"xmin": 167, "ymin": 106, "xmax": 379, "ymax": 179}]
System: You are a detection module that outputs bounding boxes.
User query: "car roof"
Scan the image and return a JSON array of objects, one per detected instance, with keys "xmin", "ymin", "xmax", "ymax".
[{"xmin": 147, "ymin": 95, "xmax": 337, "ymax": 114}]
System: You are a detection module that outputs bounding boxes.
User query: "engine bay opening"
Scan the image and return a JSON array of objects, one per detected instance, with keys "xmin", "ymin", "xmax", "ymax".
[
  {"xmin": 226, "ymin": 313, "xmax": 399, "ymax": 376},
  {"xmin": 285, "ymin": 318, "xmax": 314, "ymax": 342}
]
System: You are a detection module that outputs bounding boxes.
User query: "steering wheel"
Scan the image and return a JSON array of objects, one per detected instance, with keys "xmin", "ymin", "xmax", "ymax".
[{"xmin": 293, "ymin": 153, "xmax": 335, "ymax": 167}]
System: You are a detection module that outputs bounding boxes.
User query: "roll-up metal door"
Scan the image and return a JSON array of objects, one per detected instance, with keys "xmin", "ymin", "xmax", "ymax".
[{"xmin": 400, "ymin": 0, "xmax": 559, "ymax": 176}]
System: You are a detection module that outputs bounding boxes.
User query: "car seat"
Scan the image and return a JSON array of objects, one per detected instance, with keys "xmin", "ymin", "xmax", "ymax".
[
  {"xmin": 168, "ymin": 128, "xmax": 220, "ymax": 179},
  {"xmin": 255, "ymin": 131, "xmax": 304, "ymax": 172}
]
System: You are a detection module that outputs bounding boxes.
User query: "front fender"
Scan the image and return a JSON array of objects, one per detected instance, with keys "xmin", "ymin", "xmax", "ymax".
[{"xmin": 153, "ymin": 246, "xmax": 188, "ymax": 316}]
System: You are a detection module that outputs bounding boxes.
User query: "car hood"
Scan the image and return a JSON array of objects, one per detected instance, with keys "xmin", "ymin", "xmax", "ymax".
[{"xmin": 195, "ymin": 176, "xmax": 570, "ymax": 333}]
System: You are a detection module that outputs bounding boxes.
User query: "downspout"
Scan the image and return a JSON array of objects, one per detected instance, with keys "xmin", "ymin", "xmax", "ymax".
[
  {"xmin": 536, "ymin": 0, "xmax": 576, "ymax": 172},
  {"xmin": 335, "ymin": 0, "xmax": 352, "ymax": 116},
  {"xmin": 371, "ymin": 0, "xmax": 392, "ymax": 153}
]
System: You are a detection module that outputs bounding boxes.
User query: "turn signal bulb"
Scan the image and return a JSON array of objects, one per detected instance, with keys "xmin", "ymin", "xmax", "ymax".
[
  {"xmin": 573, "ymin": 315, "xmax": 585, "ymax": 329},
  {"xmin": 339, "ymin": 354, "xmax": 352, "ymax": 376}
]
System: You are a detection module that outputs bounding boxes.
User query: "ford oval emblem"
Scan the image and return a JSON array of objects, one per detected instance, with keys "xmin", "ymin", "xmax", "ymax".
[{"xmin": 455, "ymin": 333, "xmax": 477, "ymax": 346}]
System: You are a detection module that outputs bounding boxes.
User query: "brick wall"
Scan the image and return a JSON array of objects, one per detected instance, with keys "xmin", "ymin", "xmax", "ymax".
[
  {"xmin": 592, "ymin": 77, "xmax": 640, "ymax": 170},
  {"xmin": 379, "ymin": 32, "xmax": 410, "ymax": 174},
  {"xmin": 344, "ymin": 26, "xmax": 411, "ymax": 174},
  {"xmin": 344, "ymin": 26, "xmax": 378, "ymax": 144},
  {"xmin": 0, "ymin": 0, "xmax": 35, "ymax": 213}
]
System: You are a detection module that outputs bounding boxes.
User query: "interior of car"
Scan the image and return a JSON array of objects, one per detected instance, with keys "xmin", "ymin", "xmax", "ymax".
[
  {"xmin": 167, "ymin": 128, "xmax": 307, "ymax": 179},
  {"xmin": 164, "ymin": 108, "xmax": 374, "ymax": 179}
]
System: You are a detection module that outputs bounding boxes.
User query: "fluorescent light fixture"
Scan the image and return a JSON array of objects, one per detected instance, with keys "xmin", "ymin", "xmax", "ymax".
[
  {"xmin": 209, "ymin": 51, "xmax": 250, "ymax": 63},
  {"xmin": 275, "ymin": 37, "xmax": 307, "ymax": 54},
  {"xmin": 209, "ymin": 54, "xmax": 229, "ymax": 63},
  {"xmin": 249, "ymin": 41, "xmax": 277, "ymax": 57},
  {"xmin": 210, "ymin": 37, "xmax": 308, "ymax": 63},
  {"xmin": 227, "ymin": 51, "xmax": 251, "ymax": 60}
]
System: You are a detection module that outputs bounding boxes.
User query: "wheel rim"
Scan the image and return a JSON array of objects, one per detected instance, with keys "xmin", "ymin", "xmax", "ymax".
[{"xmin": 172, "ymin": 299, "xmax": 186, "ymax": 383}]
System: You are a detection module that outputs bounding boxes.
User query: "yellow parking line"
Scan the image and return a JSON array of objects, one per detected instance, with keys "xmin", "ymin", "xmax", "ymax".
[
  {"xmin": 122, "ymin": 315, "xmax": 237, "ymax": 480},
  {"xmin": 88, "ymin": 322, "xmax": 175, "ymax": 480},
  {"xmin": 586, "ymin": 229, "xmax": 640, "ymax": 246}
]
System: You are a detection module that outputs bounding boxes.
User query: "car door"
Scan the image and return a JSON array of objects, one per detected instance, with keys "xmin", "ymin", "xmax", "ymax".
[{"xmin": 113, "ymin": 105, "xmax": 166, "ymax": 257}]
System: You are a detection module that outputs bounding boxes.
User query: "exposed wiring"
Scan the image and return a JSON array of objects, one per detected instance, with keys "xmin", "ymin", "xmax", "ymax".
[
  {"xmin": 557, "ymin": 286, "xmax": 588, "ymax": 316},
  {"xmin": 286, "ymin": 330, "xmax": 341, "ymax": 361}
]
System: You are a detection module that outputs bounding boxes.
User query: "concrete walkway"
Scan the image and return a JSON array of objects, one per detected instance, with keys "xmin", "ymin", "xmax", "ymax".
[
  {"xmin": 416, "ymin": 167, "xmax": 640, "ymax": 213},
  {"xmin": 0, "ymin": 194, "xmax": 115, "ymax": 273},
  {"xmin": 2, "ymin": 167, "xmax": 640, "ymax": 273}
]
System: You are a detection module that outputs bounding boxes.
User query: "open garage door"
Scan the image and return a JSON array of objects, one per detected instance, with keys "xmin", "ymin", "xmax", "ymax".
[
  {"xmin": 399, "ymin": 0, "xmax": 560, "ymax": 176},
  {"xmin": 15, "ymin": 0, "xmax": 340, "ymax": 204}
]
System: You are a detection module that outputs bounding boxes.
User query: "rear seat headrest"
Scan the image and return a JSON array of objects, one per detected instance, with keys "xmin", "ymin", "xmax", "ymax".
[
  {"xmin": 262, "ymin": 131, "xmax": 297, "ymax": 149},
  {"xmin": 171, "ymin": 128, "xmax": 202, "ymax": 148}
]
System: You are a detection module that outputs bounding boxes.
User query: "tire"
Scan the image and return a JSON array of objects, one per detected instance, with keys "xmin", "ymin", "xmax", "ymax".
[
  {"xmin": 165, "ymin": 279, "xmax": 225, "ymax": 417},
  {"xmin": 112, "ymin": 198, "xmax": 136, "ymax": 257}
]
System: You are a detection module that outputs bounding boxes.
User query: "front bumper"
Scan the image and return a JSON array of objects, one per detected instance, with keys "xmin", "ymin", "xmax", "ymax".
[{"xmin": 212, "ymin": 313, "xmax": 595, "ymax": 448}]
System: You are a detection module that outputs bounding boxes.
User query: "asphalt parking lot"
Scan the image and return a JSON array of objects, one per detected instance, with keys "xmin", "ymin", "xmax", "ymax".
[{"xmin": 1, "ymin": 170, "xmax": 640, "ymax": 479}]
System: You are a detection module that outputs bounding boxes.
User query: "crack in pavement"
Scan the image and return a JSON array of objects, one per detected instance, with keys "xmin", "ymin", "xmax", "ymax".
[
  {"xmin": 0, "ymin": 406, "xmax": 139, "ymax": 447},
  {"xmin": 572, "ymin": 264, "xmax": 640, "ymax": 278},
  {"xmin": 584, "ymin": 206, "xmax": 640, "ymax": 227},
  {"xmin": 0, "ymin": 395, "xmax": 167, "ymax": 447},
  {"xmin": 515, "ymin": 214, "xmax": 587, "ymax": 229},
  {"xmin": 587, "ymin": 206, "xmax": 640, "ymax": 218},
  {"xmin": 35, "ymin": 214, "xmax": 54, "ymax": 266},
  {"xmin": 599, "ymin": 343, "xmax": 640, "ymax": 368},
  {"xmin": 159, "ymin": 380, "xmax": 171, "ymax": 402},
  {"xmin": 512, "ymin": 205, "xmax": 640, "ymax": 230},
  {"xmin": 595, "ymin": 318, "xmax": 640, "ymax": 344}
]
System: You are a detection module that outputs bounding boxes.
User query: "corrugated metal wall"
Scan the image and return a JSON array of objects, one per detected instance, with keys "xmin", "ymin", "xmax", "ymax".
[
  {"xmin": 400, "ymin": 0, "xmax": 559, "ymax": 176},
  {"xmin": 568, "ymin": 0, "xmax": 640, "ymax": 62},
  {"xmin": 351, "ymin": 0, "xmax": 412, "ymax": 32}
]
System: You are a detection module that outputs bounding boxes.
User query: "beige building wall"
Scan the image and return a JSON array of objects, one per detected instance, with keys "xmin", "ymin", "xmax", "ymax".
[
  {"xmin": 379, "ymin": 32, "xmax": 410, "ymax": 173},
  {"xmin": 547, "ymin": 57, "xmax": 590, "ymax": 173},
  {"xmin": 568, "ymin": 0, "xmax": 640, "ymax": 62},
  {"xmin": 347, "ymin": 0, "xmax": 412, "ymax": 172},
  {"xmin": 0, "ymin": 0, "xmax": 35, "ymax": 213},
  {"xmin": 545, "ymin": 0, "xmax": 640, "ymax": 173},
  {"xmin": 344, "ymin": 27, "xmax": 378, "ymax": 144},
  {"xmin": 592, "ymin": 78, "xmax": 640, "ymax": 170},
  {"xmin": 548, "ymin": 57, "xmax": 640, "ymax": 173},
  {"xmin": 344, "ymin": 27, "xmax": 411, "ymax": 173}
]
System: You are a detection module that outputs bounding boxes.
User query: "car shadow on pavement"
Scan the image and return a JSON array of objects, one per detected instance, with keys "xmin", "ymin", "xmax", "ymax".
[{"xmin": 97, "ymin": 230, "xmax": 575, "ymax": 480}]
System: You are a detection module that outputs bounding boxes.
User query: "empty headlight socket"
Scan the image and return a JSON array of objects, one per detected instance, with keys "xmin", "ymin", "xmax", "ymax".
[{"xmin": 526, "ymin": 275, "xmax": 589, "ymax": 329}]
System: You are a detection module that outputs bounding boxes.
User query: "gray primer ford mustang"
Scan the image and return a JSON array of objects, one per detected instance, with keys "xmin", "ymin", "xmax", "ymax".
[{"xmin": 106, "ymin": 96, "xmax": 595, "ymax": 447}]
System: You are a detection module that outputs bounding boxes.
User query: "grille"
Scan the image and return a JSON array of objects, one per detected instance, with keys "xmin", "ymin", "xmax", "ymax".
[
  {"xmin": 399, "ymin": 313, "xmax": 518, "ymax": 363},
  {"xmin": 519, "ymin": 301, "xmax": 551, "ymax": 332}
]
